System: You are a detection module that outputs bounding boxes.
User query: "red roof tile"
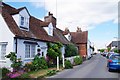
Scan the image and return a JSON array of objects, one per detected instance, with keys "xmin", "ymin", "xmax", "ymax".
[
  {"xmin": 71, "ymin": 31, "xmax": 88, "ymax": 44},
  {"xmin": 2, "ymin": 2, "xmax": 70, "ymax": 44}
]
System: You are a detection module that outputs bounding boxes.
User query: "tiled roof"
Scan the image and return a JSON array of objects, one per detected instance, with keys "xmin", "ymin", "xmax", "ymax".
[
  {"xmin": 71, "ymin": 31, "xmax": 88, "ymax": 44},
  {"xmin": 54, "ymin": 28, "xmax": 71, "ymax": 44},
  {"xmin": 2, "ymin": 2, "xmax": 70, "ymax": 44}
]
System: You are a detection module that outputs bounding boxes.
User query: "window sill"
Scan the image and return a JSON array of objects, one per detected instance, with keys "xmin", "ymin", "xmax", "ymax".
[
  {"xmin": 24, "ymin": 58, "xmax": 34, "ymax": 60},
  {"xmin": 0, "ymin": 60, "xmax": 6, "ymax": 63}
]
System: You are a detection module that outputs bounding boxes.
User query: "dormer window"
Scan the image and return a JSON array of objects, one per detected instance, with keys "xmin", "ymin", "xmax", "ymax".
[
  {"xmin": 19, "ymin": 15, "xmax": 29, "ymax": 30},
  {"xmin": 21, "ymin": 16, "xmax": 24, "ymax": 26}
]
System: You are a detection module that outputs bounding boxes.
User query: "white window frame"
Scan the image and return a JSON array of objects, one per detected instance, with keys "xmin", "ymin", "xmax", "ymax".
[
  {"xmin": 0, "ymin": 42, "xmax": 8, "ymax": 60},
  {"xmin": 20, "ymin": 15, "xmax": 29, "ymax": 30},
  {"xmin": 25, "ymin": 44, "xmax": 36, "ymax": 59},
  {"xmin": 20, "ymin": 16, "xmax": 24, "ymax": 26}
]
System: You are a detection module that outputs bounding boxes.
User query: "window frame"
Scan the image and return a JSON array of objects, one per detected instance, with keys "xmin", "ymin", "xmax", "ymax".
[
  {"xmin": 25, "ymin": 44, "xmax": 36, "ymax": 59},
  {"xmin": 19, "ymin": 15, "xmax": 29, "ymax": 30},
  {"xmin": 0, "ymin": 42, "xmax": 8, "ymax": 60}
]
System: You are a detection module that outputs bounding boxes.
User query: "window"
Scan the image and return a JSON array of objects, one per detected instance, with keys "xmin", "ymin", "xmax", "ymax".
[
  {"xmin": 25, "ymin": 44, "xmax": 30, "ymax": 58},
  {"xmin": 42, "ymin": 52, "xmax": 44, "ymax": 56},
  {"xmin": 0, "ymin": 43, "xmax": 7, "ymax": 60},
  {"xmin": 31, "ymin": 45, "xmax": 35, "ymax": 57},
  {"xmin": 25, "ymin": 44, "xmax": 36, "ymax": 58},
  {"xmin": 20, "ymin": 15, "xmax": 29, "ymax": 30},
  {"xmin": 21, "ymin": 16, "xmax": 24, "ymax": 26}
]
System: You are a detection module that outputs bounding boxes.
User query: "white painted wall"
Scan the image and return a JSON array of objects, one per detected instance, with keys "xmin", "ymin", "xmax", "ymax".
[
  {"xmin": 0, "ymin": 14, "xmax": 15, "ymax": 68},
  {"xmin": 87, "ymin": 40, "xmax": 92, "ymax": 59},
  {"xmin": 64, "ymin": 33, "xmax": 71, "ymax": 41},
  {"xmin": 65, "ymin": 56, "xmax": 79, "ymax": 64},
  {"xmin": 16, "ymin": 39, "xmax": 48, "ymax": 65},
  {"xmin": 43, "ymin": 23, "xmax": 53, "ymax": 36},
  {"xmin": 12, "ymin": 14, "xmax": 19, "ymax": 26},
  {"xmin": 37, "ymin": 41, "xmax": 47, "ymax": 58}
]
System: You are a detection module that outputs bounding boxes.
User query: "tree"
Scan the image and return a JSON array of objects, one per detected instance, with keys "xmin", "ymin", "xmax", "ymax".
[
  {"xmin": 98, "ymin": 49, "xmax": 105, "ymax": 53},
  {"xmin": 107, "ymin": 48, "xmax": 111, "ymax": 52},
  {"xmin": 114, "ymin": 49, "xmax": 119, "ymax": 53},
  {"xmin": 65, "ymin": 44, "xmax": 78, "ymax": 57},
  {"xmin": 47, "ymin": 42, "xmax": 63, "ymax": 64}
]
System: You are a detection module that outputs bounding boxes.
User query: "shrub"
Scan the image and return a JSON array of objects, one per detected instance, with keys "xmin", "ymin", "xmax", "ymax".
[
  {"xmin": 65, "ymin": 60, "xmax": 73, "ymax": 69},
  {"xmin": 65, "ymin": 44, "xmax": 78, "ymax": 57},
  {"xmin": 74, "ymin": 56, "xmax": 82, "ymax": 65},
  {"xmin": 39, "ymin": 57, "xmax": 48, "ymax": 69},
  {"xmin": 24, "ymin": 62, "xmax": 34, "ymax": 72},
  {"xmin": 25, "ymin": 56, "xmax": 48, "ymax": 71},
  {"xmin": 5, "ymin": 52, "xmax": 22, "ymax": 71},
  {"xmin": 46, "ymin": 70, "xmax": 57, "ymax": 76},
  {"xmin": 1, "ymin": 67, "xmax": 10, "ymax": 78}
]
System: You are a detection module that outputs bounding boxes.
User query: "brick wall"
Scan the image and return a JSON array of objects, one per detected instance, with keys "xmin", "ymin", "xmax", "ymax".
[{"xmin": 78, "ymin": 44, "xmax": 87, "ymax": 57}]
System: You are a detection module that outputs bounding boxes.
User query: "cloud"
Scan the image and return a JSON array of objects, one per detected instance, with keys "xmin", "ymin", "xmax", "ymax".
[{"xmin": 29, "ymin": 0, "xmax": 119, "ymax": 32}]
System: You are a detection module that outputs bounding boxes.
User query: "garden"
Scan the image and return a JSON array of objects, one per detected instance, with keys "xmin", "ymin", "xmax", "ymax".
[{"xmin": 0, "ymin": 42, "xmax": 83, "ymax": 79}]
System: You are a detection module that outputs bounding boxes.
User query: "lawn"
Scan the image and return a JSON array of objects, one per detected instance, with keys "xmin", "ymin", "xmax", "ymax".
[{"xmin": 20, "ymin": 66, "xmax": 64, "ymax": 78}]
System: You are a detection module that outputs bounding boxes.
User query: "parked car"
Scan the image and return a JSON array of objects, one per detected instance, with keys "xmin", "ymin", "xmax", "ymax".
[
  {"xmin": 107, "ymin": 53, "xmax": 120, "ymax": 72},
  {"xmin": 102, "ymin": 52, "xmax": 108, "ymax": 57},
  {"xmin": 106, "ymin": 52, "xmax": 114, "ymax": 59}
]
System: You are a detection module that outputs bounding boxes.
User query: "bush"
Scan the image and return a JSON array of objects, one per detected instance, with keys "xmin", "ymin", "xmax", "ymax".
[
  {"xmin": 24, "ymin": 56, "xmax": 48, "ymax": 71},
  {"xmin": 46, "ymin": 70, "xmax": 57, "ymax": 76},
  {"xmin": 24, "ymin": 62, "xmax": 34, "ymax": 72},
  {"xmin": 65, "ymin": 60, "xmax": 73, "ymax": 69},
  {"xmin": 39, "ymin": 57, "xmax": 48, "ymax": 69},
  {"xmin": 5, "ymin": 52, "xmax": 22, "ymax": 71},
  {"xmin": 0, "ymin": 67, "xmax": 10, "ymax": 78},
  {"xmin": 74, "ymin": 56, "xmax": 82, "ymax": 65},
  {"xmin": 65, "ymin": 44, "xmax": 78, "ymax": 57}
]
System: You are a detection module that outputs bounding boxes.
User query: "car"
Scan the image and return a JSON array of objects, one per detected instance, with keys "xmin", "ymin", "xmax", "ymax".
[
  {"xmin": 106, "ymin": 52, "xmax": 114, "ymax": 59},
  {"xmin": 102, "ymin": 52, "xmax": 108, "ymax": 57},
  {"xmin": 107, "ymin": 53, "xmax": 120, "ymax": 72}
]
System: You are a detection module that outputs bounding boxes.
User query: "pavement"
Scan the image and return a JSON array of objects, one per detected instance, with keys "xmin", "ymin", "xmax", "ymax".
[{"xmin": 48, "ymin": 54, "xmax": 120, "ymax": 78}]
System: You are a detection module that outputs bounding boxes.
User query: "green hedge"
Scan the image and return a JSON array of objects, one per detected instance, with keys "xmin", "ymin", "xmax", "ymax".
[
  {"xmin": 65, "ymin": 60, "xmax": 73, "ymax": 69},
  {"xmin": 74, "ymin": 56, "xmax": 82, "ymax": 65},
  {"xmin": 0, "ymin": 67, "xmax": 10, "ymax": 78}
]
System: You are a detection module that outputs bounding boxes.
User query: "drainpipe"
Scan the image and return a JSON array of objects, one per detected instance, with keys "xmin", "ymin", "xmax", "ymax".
[{"xmin": 15, "ymin": 38, "xmax": 17, "ymax": 54}]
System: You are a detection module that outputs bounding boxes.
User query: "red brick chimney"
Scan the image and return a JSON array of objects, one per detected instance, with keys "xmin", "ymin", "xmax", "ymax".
[
  {"xmin": 63, "ymin": 27, "xmax": 70, "ymax": 35},
  {"xmin": 44, "ymin": 12, "xmax": 56, "ymax": 27},
  {"xmin": 76, "ymin": 27, "xmax": 82, "ymax": 32}
]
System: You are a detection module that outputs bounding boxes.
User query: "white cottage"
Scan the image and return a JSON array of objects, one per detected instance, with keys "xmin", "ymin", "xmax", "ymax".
[{"xmin": 0, "ymin": 3, "xmax": 70, "ymax": 68}]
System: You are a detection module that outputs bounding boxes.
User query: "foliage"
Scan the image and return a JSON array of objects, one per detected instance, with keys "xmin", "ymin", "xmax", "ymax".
[
  {"xmin": 24, "ymin": 62, "xmax": 34, "ymax": 72},
  {"xmin": 39, "ymin": 57, "xmax": 48, "ymax": 69},
  {"xmin": 5, "ymin": 52, "xmax": 22, "ymax": 71},
  {"xmin": 98, "ymin": 49, "xmax": 105, "ymax": 53},
  {"xmin": 24, "ymin": 56, "xmax": 48, "ymax": 71},
  {"xmin": 19, "ymin": 73, "xmax": 30, "ymax": 78},
  {"xmin": 74, "ymin": 56, "xmax": 82, "ymax": 65},
  {"xmin": 65, "ymin": 60, "xmax": 73, "ymax": 69},
  {"xmin": 65, "ymin": 44, "xmax": 78, "ymax": 57},
  {"xmin": 7, "ymin": 71, "xmax": 23, "ymax": 78},
  {"xmin": 114, "ymin": 49, "xmax": 119, "ymax": 53},
  {"xmin": 47, "ymin": 42, "xmax": 63, "ymax": 64},
  {"xmin": 46, "ymin": 70, "xmax": 57, "ymax": 76},
  {"xmin": 107, "ymin": 48, "xmax": 111, "ymax": 52},
  {"xmin": 0, "ymin": 67, "xmax": 10, "ymax": 78}
]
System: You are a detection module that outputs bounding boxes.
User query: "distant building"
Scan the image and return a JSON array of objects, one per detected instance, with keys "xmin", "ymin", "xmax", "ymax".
[
  {"xmin": 63, "ymin": 27, "xmax": 94, "ymax": 59},
  {"xmin": 107, "ymin": 40, "xmax": 120, "ymax": 52}
]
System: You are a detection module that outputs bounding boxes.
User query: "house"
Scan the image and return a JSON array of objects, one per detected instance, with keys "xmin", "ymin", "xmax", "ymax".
[
  {"xmin": 63, "ymin": 27, "xmax": 93, "ymax": 59},
  {"xmin": 0, "ymin": 3, "xmax": 70, "ymax": 68},
  {"xmin": 107, "ymin": 40, "xmax": 120, "ymax": 52}
]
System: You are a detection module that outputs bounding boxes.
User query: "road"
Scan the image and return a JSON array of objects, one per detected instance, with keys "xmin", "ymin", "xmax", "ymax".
[{"xmin": 48, "ymin": 54, "xmax": 120, "ymax": 78}]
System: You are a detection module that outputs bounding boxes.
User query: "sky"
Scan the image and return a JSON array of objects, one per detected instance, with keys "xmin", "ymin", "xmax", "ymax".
[{"xmin": 3, "ymin": 0, "xmax": 119, "ymax": 49}]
